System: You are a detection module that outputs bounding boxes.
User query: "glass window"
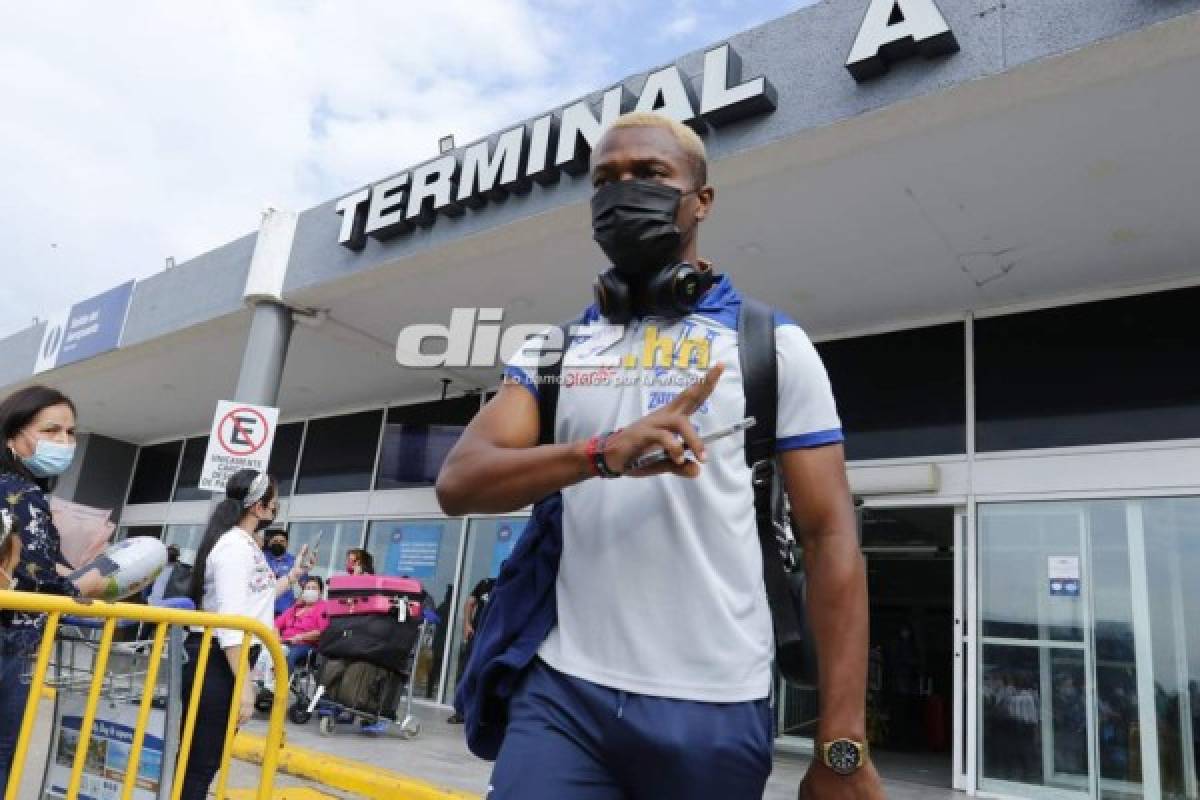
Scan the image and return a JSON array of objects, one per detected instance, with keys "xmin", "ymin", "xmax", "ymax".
[
  {"xmin": 126, "ymin": 441, "xmax": 183, "ymax": 505},
  {"xmin": 980, "ymin": 644, "xmax": 1088, "ymax": 789},
  {"xmin": 268, "ymin": 422, "xmax": 304, "ymax": 497},
  {"xmin": 443, "ymin": 516, "xmax": 528, "ymax": 702},
  {"xmin": 815, "ymin": 323, "xmax": 965, "ymax": 460},
  {"xmin": 364, "ymin": 518, "xmax": 465, "ymax": 700},
  {"xmin": 172, "ymin": 437, "xmax": 212, "ymax": 502},
  {"xmin": 978, "ymin": 497, "xmax": 1200, "ymax": 797},
  {"xmin": 979, "ymin": 503, "xmax": 1084, "ymax": 642},
  {"xmin": 163, "ymin": 524, "xmax": 204, "ymax": 565},
  {"xmin": 375, "ymin": 395, "xmax": 481, "ymax": 489},
  {"xmin": 975, "ymin": 287, "xmax": 1200, "ymax": 451},
  {"xmin": 285, "ymin": 519, "xmax": 365, "ymax": 582},
  {"xmin": 119, "ymin": 525, "xmax": 163, "ymax": 541},
  {"xmin": 1140, "ymin": 498, "xmax": 1200, "ymax": 797},
  {"xmin": 294, "ymin": 410, "xmax": 382, "ymax": 494}
]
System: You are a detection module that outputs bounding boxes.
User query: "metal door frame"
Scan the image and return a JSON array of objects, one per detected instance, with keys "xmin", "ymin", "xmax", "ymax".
[{"xmin": 955, "ymin": 507, "xmax": 972, "ymax": 792}]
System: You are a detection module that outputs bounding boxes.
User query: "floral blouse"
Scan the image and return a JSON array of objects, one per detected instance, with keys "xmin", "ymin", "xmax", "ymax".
[{"xmin": 1, "ymin": 470, "xmax": 80, "ymax": 628}]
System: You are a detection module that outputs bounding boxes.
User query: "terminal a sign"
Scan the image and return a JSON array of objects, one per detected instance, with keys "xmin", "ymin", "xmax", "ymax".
[
  {"xmin": 846, "ymin": 0, "xmax": 959, "ymax": 81},
  {"xmin": 335, "ymin": 0, "xmax": 959, "ymax": 250},
  {"xmin": 335, "ymin": 43, "xmax": 777, "ymax": 251}
]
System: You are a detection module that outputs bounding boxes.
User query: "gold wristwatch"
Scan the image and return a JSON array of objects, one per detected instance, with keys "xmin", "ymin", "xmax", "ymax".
[{"xmin": 818, "ymin": 738, "xmax": 868, "ymax": 775}]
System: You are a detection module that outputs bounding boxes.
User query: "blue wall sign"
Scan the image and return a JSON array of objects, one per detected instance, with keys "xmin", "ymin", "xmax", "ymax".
[
  {"xmin": 35, "ymin": 280, "xmax": 135, "ymax": 374},
  {"xmin": 1047, "ymin": 555, "xmax": 1082, "ymax": 598},
  {"xmin": 490, "ymin": 523, "xmax": 520, "ymax": 577},
  {"xmin": 383, "ymin": 523, "xmax": 443, "ymax": 581}
]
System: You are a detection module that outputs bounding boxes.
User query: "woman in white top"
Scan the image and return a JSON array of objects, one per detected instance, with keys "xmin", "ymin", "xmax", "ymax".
[{"xmin": 177, "ymin": 468, "xmax": 307, "ymax": 800}]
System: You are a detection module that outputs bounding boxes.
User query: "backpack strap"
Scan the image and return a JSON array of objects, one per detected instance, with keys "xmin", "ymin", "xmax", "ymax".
[
  {"xmin": 739, "ymin": 298, "xmax": 777, "ymax": 469},
  {"xmin": 536, "ymin": 322, "xmax": 575, "ymax": 446},
  {"xmin": 738, "ymin": 298, "xmax": 809, "ymax": 682}
]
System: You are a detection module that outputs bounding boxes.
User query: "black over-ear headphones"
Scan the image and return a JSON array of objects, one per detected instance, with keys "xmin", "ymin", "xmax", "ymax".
[{"xmin": 593, "ymin": 262, "xmax": 717, "ymax": 325}]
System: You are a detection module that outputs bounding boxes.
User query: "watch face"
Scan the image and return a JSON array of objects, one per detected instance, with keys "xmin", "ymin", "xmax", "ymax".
[{"xmin": 826, "ymin": 740, "xmax": 861, "ymax": 775}]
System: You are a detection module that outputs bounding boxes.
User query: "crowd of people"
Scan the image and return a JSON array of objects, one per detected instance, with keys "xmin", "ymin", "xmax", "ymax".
[{"xmin": 0, "ymin": 403, "xmax": 417, "ymax": 800}]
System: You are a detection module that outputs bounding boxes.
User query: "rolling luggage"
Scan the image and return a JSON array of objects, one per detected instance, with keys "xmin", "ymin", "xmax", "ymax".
[
  {"xmin": 318, "ymin": 575, "xmax": 426, "ymax": 672},
  {"xmin": 310, "ymin": 573, "xmax": 433, "ymax": 738},
  {"xmin": 316, "ymin": 658, "xmax": 406, "ymax": 717},
  {"xmin": 324, "ymin": 574, "xmax": 425, "ymax": 619}
]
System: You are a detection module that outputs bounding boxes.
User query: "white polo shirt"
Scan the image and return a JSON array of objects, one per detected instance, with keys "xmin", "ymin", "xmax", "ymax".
[
  {"xmin": 504, "ymin": 275, "xmax": 842, "ymax": 703},
  {"xmin": 195, "ymin": 526, "xmax": 277, "ymax": 650}
]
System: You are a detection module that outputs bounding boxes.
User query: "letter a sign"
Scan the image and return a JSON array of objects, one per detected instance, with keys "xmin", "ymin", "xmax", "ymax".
[{"xmin": 198, "ymin": 400, "xmax": 280, "ymax": 492}]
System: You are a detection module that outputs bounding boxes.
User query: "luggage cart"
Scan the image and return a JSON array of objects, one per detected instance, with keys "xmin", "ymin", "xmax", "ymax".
[
  {"xmin": 307, "ymin": 616, "xmax": 433, "ymax": 739},
  {"xmin": 35, "ymin": 600, "xmax": 192, "ymax": 800},
  {"xmin": 301, "ymin": 575, "xmax": 438, "ymax": 740}
]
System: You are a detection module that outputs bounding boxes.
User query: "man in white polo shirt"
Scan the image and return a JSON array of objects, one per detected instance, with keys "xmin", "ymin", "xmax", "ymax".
[{"xmin": 438, "ymin": 112, "xmax": 882, "ymax": 800}]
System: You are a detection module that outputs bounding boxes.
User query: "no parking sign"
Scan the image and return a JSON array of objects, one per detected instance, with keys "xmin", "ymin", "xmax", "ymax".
[{"xmin": 198, "ymin": 400, "xmax": 280, "ymax": 491}]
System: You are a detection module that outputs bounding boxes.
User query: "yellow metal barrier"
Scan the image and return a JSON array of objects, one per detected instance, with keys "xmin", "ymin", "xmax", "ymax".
[{"xmin": 0, "ymin": 590, "xmax": 290, "ymax": 800}]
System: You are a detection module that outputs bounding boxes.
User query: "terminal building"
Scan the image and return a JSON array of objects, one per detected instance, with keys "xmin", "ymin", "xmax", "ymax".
[{"xmin": 3, "ymin": 1, "xmax": 1200, "ymax": 796}]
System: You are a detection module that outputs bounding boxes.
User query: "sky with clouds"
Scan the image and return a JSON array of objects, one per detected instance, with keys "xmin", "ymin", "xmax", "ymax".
[{"xmin": 0, "ymin": 0, "xmax": 815, "ymax": 340}]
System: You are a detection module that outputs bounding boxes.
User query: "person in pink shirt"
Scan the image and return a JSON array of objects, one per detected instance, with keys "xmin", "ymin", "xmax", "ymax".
[{"xmin": 275, "ymin": 575, "xmax": 329, "ymax": 673}]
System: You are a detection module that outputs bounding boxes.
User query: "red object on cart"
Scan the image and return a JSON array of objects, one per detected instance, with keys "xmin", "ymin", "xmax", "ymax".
[{"xmin": 325, "ymin": 574, "xmax": 424, "ymax": 620}]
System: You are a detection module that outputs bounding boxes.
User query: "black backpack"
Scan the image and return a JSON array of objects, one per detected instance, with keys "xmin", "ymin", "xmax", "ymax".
[
  {"xmin": 162, "ymin": 562, "xmax": 194, "ymax": 601},
  {"xmin": 536, "ymin": 299, "xmax": 816, "ymax": 685}
]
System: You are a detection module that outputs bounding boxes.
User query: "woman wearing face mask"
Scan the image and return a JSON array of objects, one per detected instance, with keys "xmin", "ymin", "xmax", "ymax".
[
  {"xmin": 343, "ymin": 548, "xmax": 374, "ymax": 576},
  {"xmin": 274, "ymin": 576, "xmax": 328, "ymax": 675},
  {"xmin": 0, "ymin": 386, "xmax": 111, "ymax": 790},
  {"xmin": 179, "ymin": 468, "xmax": 307, "ymax": 800}
]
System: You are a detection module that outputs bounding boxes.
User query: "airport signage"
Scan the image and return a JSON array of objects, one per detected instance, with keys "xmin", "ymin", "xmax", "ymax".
[
  {"xmin": 34, "ymin": 280, "xmax": 135, "ymax": 375},
  {"xmin": 198, "ymin": 400, "xmax": 280, "ymax": 492},
  {"xmin": 336, "ymin": 0, "xmax": 961, "ymax": 250},
  {"xmin": 334, "ymin": 42, "xmax": 777, "ymax": 251}
]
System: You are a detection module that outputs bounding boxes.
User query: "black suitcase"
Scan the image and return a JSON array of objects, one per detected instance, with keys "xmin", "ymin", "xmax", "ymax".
[
  {"xmin": 317, "ymin": 613, "xmax": 419, "ymax": 672},
  {"xmin": 317, "ymin": 658, "xmax": 406, "ymax": 718}
]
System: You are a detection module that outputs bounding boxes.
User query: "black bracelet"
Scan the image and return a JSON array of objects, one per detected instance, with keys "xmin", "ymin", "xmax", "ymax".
[{"xmin": 589, "ymin": 432, "xmax": 622, "ymax": 479}]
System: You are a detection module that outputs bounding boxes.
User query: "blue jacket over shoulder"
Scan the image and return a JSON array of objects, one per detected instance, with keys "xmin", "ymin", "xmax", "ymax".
[{"xmin": 453, "ymin": 492, "xmax": 562, "ymax": 761}]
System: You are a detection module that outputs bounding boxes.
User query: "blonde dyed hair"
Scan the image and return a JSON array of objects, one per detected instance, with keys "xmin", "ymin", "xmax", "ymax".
[{"xmin": 602, "ymin": 112, "xmax": 708, "ymax": 185}]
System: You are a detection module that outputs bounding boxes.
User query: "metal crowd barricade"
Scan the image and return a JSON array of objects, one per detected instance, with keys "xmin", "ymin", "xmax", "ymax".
[{"xmin": 0, "ymin": 590, "xmax": 289, "ymax": 800}]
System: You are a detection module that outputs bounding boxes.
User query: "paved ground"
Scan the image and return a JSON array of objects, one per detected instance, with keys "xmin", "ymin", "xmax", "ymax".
[
  {"xmin": 239, "ymin": 701, "xmax": 967, "ymax": 800},
  {"xmin": 16, "ymin": 693, "xmax": 967, "ymax": 798}
]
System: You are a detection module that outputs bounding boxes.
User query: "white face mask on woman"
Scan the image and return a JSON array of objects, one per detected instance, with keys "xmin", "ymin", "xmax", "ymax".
[{"xmin": 301, "ymin": 589, "xmax": 320, "ymax": 605}]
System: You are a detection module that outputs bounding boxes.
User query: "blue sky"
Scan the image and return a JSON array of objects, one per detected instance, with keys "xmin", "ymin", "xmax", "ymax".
[{"xmin": 0, "ymin": 0, "xmax": 816, "ymax": 338}]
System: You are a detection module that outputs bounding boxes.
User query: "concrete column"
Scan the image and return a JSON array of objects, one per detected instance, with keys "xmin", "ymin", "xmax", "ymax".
[{"xmin": 233, "ymin": 300, "xmax": 293, "ymax": 407}]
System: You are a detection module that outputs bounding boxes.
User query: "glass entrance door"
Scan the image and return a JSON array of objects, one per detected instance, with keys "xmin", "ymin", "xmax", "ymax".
[
  {"xmin": 978, "ymin": 503, "xmax": 1092, "ymax": 798},
  {"xmin": 777, "ymin": 505, "xmax": 958, "ymax": 791},
  {"xmin": 978, "ymin": 498, "xmax": 1200, "ymax": 800}
]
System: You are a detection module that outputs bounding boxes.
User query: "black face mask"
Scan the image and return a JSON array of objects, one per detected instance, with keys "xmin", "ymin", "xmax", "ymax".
[
  {"xmin": 591, "ymin": 180, "xmax": 695, "ymax": 279},
  {"xmin": 267, "ymin": 542, "xmax": 286, "ymax": 557},
  {"xmin": 255, "ymin": 516, "xmax": 274, "ymax": 533}
]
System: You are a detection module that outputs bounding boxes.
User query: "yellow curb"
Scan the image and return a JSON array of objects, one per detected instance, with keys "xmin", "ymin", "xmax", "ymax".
[
  {"xmin": 229, "ymin": 790, "xmax": 340, "ymax": 799},
  {"xmin": 232, "ymin": 732, "xmax": 480, "ymax": 800}
]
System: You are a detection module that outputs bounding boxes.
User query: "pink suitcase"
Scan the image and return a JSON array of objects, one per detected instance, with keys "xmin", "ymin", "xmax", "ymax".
[{"xmin": 325, "ymin": 574, "xmax": 425, "ymax": 621}]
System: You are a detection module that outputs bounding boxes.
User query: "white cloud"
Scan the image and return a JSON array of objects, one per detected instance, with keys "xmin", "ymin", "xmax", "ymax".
[
  {"xmin": 0, "ymin": 0, "xmax": 603, "ymax": 337},
  {"xmin": 662, "ymin": 13, "xmax": 700, "ymax": 40},
  {"xmin": 0, "ymin": 0, "xmax": 814, "ymax": 340}
]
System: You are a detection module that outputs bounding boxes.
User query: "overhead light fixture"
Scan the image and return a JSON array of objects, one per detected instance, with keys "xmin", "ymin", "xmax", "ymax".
[{"xmin": 848, "ymin": 464, "xmax": 940, "ymax": 496}]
